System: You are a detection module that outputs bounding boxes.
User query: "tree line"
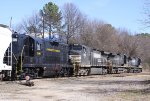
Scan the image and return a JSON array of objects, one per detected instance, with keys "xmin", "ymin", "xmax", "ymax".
[{"xmin": 14, "ymin": 2, "xmax": 150, "ymax": 71}]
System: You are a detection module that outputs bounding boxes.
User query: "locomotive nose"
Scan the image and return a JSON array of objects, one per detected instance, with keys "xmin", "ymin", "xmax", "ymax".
[
  {"xmin": 69, "ymin": 55, "xmax": 81, "ymax": 63},
  {"xmin": 69, "ymin": 50, "xmax": 81, "ymax": 63}
]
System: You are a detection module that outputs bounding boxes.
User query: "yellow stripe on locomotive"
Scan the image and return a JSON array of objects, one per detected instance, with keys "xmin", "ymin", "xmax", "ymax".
[{"xmin": 46, "ymin": 48, "xmax": 60, "ymax": 52}]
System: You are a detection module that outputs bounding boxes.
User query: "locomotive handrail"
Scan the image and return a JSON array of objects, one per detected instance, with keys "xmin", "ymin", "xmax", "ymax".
[{"xmin": 20, "ymin": 45, "xmax": 26, "ymax": 72}]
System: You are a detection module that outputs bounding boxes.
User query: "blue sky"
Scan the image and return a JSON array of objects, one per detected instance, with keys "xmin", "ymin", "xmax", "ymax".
[{"xmin": 0, "ymin": 0, "xmax": 149, "ymax": 33}]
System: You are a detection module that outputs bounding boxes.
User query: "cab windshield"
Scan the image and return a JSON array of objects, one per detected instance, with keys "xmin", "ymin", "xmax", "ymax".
[{"xmin": 70, "ymin": 45, "xmax": 82, "ymax": 51}]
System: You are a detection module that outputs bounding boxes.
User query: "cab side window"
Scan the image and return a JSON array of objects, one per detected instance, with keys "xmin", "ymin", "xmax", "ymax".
[
  {"xmin": 83, "ymin": 47, "xmax": 86, "ymax": 53},
  {"xmin": 37, "ymin": 42, "xmax": 41, "ymax": 50}
]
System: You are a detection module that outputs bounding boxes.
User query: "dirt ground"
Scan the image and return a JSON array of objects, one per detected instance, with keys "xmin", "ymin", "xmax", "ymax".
[{"xmin": 0, "ymin": 73, "xmax": 150, "ymax": 101}]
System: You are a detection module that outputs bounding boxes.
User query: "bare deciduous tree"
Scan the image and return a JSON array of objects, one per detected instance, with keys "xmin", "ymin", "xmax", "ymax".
[
  {"xmin": 142, "ymin": 0, "xmax": 150, "ymax": 28},
  {"xmin": 79, "ymin": 20, "xmax": 118, "ymax": 52},
  {"xmin": 62, "ymin": 3, "xmax": 86, "ymax": 44},
  {"xmin": 117, "ymin": 29, "xmax": 139, "ymax": 57},
  {"xmin": 94, "ymin": 23, "xmax": 118, "ymax": 52},
  {"xmin": 79, "ymin": 19, "xmax": 96, "ymax": 46},
  {"xmin": 20, "ymin": 12, "xmax": 42, "ymax": 37},
  {"xmin": 136, "ymin": 34, "xmax": 150, "ymax": 60}
]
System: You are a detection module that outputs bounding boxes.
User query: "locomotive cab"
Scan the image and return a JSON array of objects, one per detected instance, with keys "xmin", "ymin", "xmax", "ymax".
[
  {"xmin": 11, "ymin": 34, "xmax": 44, "ymax": 79},
  {"xmin": 69, "ymin": 44, "xmax": 82, "ymax": 63},
  {"xmin": 69, "ymin": 44, "xmax": 91, "ymax": 66},
  {"xmin": 69, "ymin": 44, "xmax": 91, "ymax": 75}
]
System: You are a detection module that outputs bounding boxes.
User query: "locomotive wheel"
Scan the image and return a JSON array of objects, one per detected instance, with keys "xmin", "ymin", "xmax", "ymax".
[
  {"xmin": 77, "ymin": 68, "xmax": 90, "ymax": 76},
  {"xmin": 59, "ymin": 68, "xmax": 71, "ymax": 77},
  {"xmin": 102, "ymin": 68, "xmax": 107, "ymax": 75}
]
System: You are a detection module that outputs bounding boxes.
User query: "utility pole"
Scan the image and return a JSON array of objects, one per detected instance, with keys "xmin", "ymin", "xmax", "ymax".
[
  {"xmin": 9, "ymin": 17, "xmax": 12, "ymax": 29},
  {"xmin": 42, "ymin": 15, "xmax": 44, "ymax": 39},
  {"xmin": 40, "ymin": 10, "xmax": 44, "ymax": 39}
]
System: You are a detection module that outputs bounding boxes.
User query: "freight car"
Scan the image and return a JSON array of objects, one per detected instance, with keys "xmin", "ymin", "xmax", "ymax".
[
  {"xmin": 0, "ymin": 28, "xmax": 142, "ymax": 80},
  {"xmin": 0, "ymin": 26, "xmax": 12, "ymax": 80}
]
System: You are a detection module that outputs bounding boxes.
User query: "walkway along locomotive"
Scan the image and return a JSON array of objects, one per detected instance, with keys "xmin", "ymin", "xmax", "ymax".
[{"xmin": 0, "ymin": 28, "xmax": 142, "ymax": 80}]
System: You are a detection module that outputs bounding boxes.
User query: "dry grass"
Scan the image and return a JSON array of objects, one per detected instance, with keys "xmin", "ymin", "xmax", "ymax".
[{"xmin": 0, "ymin": 73, "xmax": 150, "ymax": 101}]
